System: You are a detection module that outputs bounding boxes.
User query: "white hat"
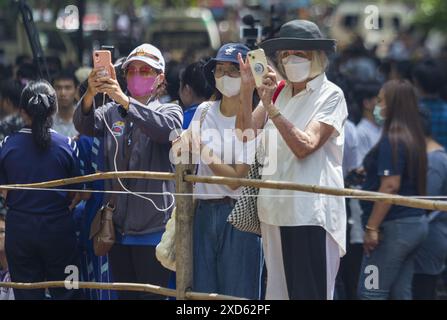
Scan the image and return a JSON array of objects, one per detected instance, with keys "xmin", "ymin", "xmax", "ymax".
[{"xmin": 121, "ymin": 44, "xmax": 165, "ymax": 73}]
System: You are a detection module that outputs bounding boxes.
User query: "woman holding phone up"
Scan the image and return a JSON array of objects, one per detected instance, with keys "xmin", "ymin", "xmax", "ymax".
[
  {"xmin": 73, "ymin": 44, "xmax": 183, "ymax": 300},
  {"xmin": 237, "ymin": 20, "xmax": 348, "ymax": 300}
]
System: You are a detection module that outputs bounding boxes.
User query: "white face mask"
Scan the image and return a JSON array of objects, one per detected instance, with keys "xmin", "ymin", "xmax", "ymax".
[
  {"xmin": 215, "ymin": 76, "xmax": 241, "ymax": 97},
  {"xmin": 282, "ymin": 55, "xmax": 311, "ymax": 83}
]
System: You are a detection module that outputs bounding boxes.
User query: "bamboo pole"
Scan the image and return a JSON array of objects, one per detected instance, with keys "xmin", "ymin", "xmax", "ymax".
[
  {"xmin": 0, "ymin": 281, "xmax": 176, "ymax": 297},
  {"xmin": 0, "ymin": 281, "xmax": 246, "ymax": 300},
  {"xmin": 185, "ymin": 175, "xmax": 447, "ymax": 212},
  {"xmin": 175, "ymin": 164, "xmax": 196, "ymax": 300},
  {"xmin": 185, "ymin": 292, "xmax": 247, "ymax": 300},
  {"xmin": 1, "ymin": 170, "xmax": 445, "ymax": 211},
  {"xmin": 0, "ymin": 171, "xmax": 175, "ymax": 189}
]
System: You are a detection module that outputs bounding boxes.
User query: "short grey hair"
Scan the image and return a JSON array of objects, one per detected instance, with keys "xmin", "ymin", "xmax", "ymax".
[{"xmin": 274, "ymin": 50, "xmax": 329, "ymax": 82}]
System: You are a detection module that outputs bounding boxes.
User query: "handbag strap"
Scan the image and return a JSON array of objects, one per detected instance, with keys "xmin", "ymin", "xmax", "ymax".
[
  {"xmin": 193, "ymin": 101, "xmax": 212, "ymax": 175},
  {"xmin": 263, "ymin": 80, "xmax": 286, "ymax": 126},
  {"xmin": 199, "ymin": 101, "xmax": 212, "ymax": 129},
  {"xmin": 272, "ymin": 80, "xmax": 286, "ymax": 103},
  {"xmin": 257, "ymin": 81, "xmax": 286, "ymax": 163}
]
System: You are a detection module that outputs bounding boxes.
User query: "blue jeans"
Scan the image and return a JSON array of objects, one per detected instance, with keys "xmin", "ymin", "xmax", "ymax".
[
  {"xmin": 414, "ymin": 213, "xmax": 447, "ymax": 275},
  {"xmin": 358, "ymin": 215, "xmax": 428, "ymax": 300},
  {"xmin": 193, "ymin": 200, "xmax": 263, "ymax": 299}
]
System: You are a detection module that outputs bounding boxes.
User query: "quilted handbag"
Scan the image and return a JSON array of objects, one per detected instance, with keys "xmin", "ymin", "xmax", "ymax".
[
  {"xmin": 226, "ymin": 150, "xmax": 262, "ymax": 236},
  {"xmin": 226, "ymin": 81, "xmax": 286, "ymax": 236}
]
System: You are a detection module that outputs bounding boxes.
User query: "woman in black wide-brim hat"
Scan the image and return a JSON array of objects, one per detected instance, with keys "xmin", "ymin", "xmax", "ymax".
[{"xmin": 237, "ymin": 19, "xmax": 348, "ymax": 300}]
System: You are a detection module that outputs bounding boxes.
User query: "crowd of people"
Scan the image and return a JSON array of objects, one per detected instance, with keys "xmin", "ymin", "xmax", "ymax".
[{"xmin": 0, "ymin": 16, "xmax": 446, "ymax": 300}]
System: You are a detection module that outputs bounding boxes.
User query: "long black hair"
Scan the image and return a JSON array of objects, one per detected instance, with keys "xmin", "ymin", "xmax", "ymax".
[
  {"xmin": 19, "ymin": 80, "xmax": 57, "ymax": 150},
  {"xmin": 180, "ymin": 59, "xmax": 214, "ymax": 99},
  {"xmin": 382, "ymin": 80, "xmax": 427, "ymax": 195}
]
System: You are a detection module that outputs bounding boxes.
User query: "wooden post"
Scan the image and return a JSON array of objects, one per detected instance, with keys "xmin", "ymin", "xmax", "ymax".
[{"xmin": 175, "ymin": 163, "xmax": 195, "ymax": 300}]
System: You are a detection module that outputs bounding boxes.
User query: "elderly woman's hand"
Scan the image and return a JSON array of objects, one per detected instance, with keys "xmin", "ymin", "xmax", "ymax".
[{"xmin": 259, "ymin": 66, "xmax": 278, "ymax": 111}]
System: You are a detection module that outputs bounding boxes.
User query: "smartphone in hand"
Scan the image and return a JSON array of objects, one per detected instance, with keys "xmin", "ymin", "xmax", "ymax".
[
  {"xmin": 93, "ymin": 50, "xmax": 115, "ymax": 79},
  {"xmin": 247, "ymin": 48, "xmax": 268, "ymax": 87}
]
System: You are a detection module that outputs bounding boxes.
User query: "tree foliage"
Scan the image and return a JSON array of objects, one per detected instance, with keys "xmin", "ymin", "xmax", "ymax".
[{"xmin": 413, "ymin": 0, "xmax": 447, "ymax": 31}]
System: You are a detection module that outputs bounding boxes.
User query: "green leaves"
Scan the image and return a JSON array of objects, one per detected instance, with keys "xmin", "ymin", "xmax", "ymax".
[{"xmin": 414, "ymin": 0, "xmax": 447, "ymax": 31}]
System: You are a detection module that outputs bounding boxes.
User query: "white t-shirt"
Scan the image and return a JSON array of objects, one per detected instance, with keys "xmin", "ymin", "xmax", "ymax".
[
  {"xmin": 189, "ymin": 100, "xmax": 255, "ymax": 200},
  {"xmin": 343, "ymin": 119, "xmax": 361, "ymax": 177},
  {"xmin": 257, "ymin": 73, "xmax": 348, "ymax": 256},
  {"xmin": 356, "ymin": 118, "xmax": 382, "ymax": 164}
]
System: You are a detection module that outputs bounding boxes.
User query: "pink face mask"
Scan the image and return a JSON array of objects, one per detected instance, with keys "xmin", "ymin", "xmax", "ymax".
[{"xmin": 127, "ymin": 75, "xmax": 158, "ymax": 97}]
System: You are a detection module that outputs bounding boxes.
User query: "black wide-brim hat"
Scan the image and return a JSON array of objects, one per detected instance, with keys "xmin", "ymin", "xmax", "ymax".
[{"xmin": 260, "ymin": 20, "xmax": 336, "ymax": 56}]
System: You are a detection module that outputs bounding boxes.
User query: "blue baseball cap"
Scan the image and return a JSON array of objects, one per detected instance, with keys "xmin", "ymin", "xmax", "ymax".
[{"xmin": 204, "ymin": 43, "xmax": 250, "ymax": 82}]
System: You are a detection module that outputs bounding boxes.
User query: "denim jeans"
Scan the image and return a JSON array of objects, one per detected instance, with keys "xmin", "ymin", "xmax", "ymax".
[
  {"xmin": 414, "ymin": 213, "xmax": 447, "ymax": 275},
  {"xmin": 357, "ymin": 215, "xmax": 428, "ymax": 300},
  {"xmin": 193, "ymin": 200, "xmax": 263, "ymax": 299}
]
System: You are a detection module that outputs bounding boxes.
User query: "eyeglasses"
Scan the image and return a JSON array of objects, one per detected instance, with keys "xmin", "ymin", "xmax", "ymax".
[
  {"xmin": 126, "ymin": 66, "xmax": 157, "ymax": 77},
  {"xmin": 213, "ymin": 65, "xmax": 240, "ymax": 78}
]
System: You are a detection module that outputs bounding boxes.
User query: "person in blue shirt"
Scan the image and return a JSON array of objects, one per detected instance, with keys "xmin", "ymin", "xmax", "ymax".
[
  {"xmin": 74, "ymin": 77, "xmax": 117, "ymax": 300},
  {"xmin": 73, "ymin": 135, "xmax": 116, "ymax": 300},
  {"xmin": 358, "ymin": 80, "xmax": 428, "ymax": 300},
  {"xmin": 412, "ymin": 60, "xmax": 447, "ymax": 149},
  {"xmin": 178, "ymin": 59, "xmax": 214, "ymax": 129},
  {"xmin": 0, "ymin": 80, "xmax": 82, "ymax": 300},
  {"xmin": 412, "ymin": 108, "xmax": 447, "ymax": 300}
]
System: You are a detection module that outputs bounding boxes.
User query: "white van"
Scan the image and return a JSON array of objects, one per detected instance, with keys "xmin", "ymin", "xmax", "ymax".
[
  {"xmin": 1, "ymin": 19, "xmax": 77, "ymax": 66},
  {"xmin": 144, "ymin": 7, "xmax": 221, "ymax": 60},
  {"xmin": 329, "ymin": 1, "xmax": 414, "ymax": 57}
]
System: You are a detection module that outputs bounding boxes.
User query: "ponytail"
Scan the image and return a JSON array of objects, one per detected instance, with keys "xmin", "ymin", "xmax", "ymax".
[{"xmin": 20, "ymin": 81, "xmax": 57, "ymax": 151}]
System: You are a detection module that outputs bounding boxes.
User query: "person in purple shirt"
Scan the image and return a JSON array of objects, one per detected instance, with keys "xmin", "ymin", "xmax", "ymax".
[{"xmin": 73, "ymin": 44, "xmax": 183, "ymax": 300}]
